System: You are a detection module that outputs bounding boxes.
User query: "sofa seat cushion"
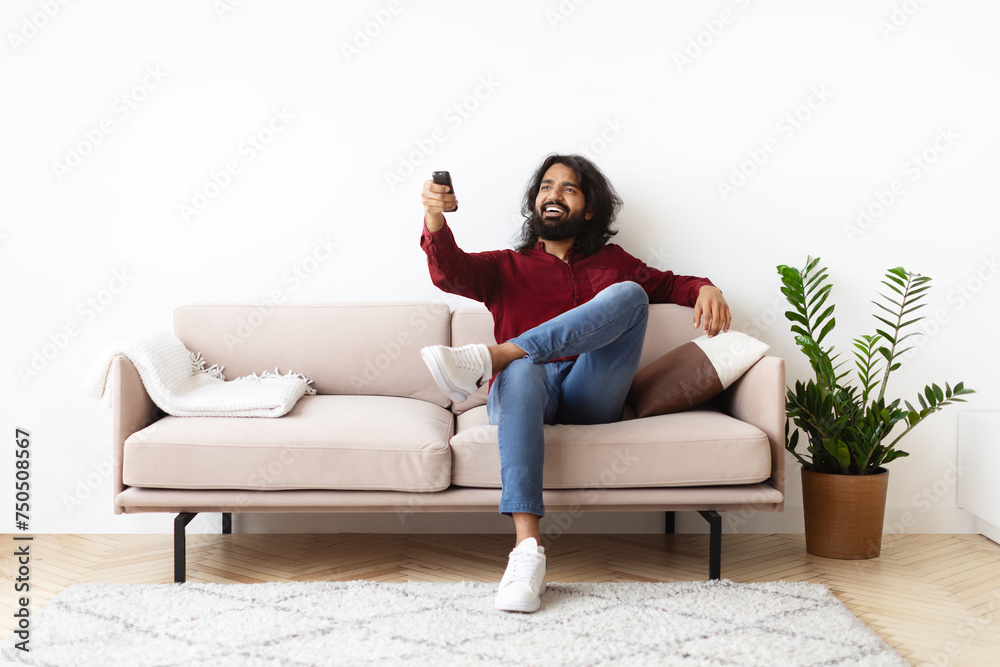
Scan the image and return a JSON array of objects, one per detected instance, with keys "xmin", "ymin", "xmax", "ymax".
[
  {"xmin": 123, "ymin": 395, "xmax": 454, "ymax": 491},
  {"xmin": 451, "ymin": 406, "xmax": 770, "ymax": 488}
]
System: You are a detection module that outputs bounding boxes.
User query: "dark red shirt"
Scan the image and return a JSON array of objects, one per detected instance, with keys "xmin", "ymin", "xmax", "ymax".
[{"xmin": 420, "ymin": 219, "xmax": 714, "ymax": 346}]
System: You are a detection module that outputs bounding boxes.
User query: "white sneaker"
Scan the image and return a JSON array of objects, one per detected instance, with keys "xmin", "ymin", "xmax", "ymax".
[
  {"xmin": 494, "ymin": 537, "xmax": 546, "ymax": 613},
  {"xmin": 420, "ymin": 344, "xmax": 492, "ymax": 403}
]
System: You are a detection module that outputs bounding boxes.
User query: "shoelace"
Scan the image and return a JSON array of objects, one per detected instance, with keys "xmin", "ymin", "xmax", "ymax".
[
  {"xmin": 450, "ymin": 346, "xmax": 484, "ymax": 374},
  {"xmin": 505, "ymin": 549, "xmax": 543, "ymax": 585}
]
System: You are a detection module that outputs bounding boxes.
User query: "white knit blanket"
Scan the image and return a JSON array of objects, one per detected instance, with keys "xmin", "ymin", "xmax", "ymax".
[{"xmin": 82, "ymin": 332, "xmax": 316, "ymax": 418}]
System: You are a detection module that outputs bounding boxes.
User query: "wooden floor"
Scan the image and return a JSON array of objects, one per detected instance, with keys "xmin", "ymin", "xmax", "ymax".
[{"xmin": 2, "ymin": 533, "xmax": 998, "ymax": 665}]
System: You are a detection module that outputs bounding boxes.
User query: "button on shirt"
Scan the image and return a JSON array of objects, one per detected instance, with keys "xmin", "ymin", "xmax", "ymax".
[{"xmin": 420, "ymin": 219, "xmax": 715, "ymax": 348}]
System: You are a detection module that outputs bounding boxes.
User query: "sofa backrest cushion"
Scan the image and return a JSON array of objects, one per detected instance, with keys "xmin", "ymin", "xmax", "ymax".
[
  {"xmin": 174, "ymin": 302, "xmax": 452, "ymax": 407},
  {"xmin": 449, "ymin": 303, "xmax": 701, "ymax": 414}
]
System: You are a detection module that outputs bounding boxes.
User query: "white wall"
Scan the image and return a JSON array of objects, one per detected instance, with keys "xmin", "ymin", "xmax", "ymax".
[{"xmin": 2, "ymin": 0, "xmax": 997, "ymax": 536}]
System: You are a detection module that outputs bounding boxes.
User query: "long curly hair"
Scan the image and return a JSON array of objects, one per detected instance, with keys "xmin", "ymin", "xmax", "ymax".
[{"xmin": 513, "ymin": 154, "xmax": 622, "ymax": 256}]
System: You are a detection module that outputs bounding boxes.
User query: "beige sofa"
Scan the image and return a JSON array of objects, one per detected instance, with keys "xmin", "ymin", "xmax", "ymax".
[{"xmin": 109, "ymin": 302, "xmax": 785, "ymax": 582}]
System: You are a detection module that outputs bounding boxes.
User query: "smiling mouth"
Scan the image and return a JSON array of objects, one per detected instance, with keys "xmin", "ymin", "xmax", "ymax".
[{"xmin": 541, "ymin": 204, "xmax": 567, "ymax": 219}]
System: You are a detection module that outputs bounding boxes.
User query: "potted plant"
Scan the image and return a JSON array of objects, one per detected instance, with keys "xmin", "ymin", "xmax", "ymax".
[{"xmin": 777, "ymin": 257, "xmax": 974, "ymax": 559}]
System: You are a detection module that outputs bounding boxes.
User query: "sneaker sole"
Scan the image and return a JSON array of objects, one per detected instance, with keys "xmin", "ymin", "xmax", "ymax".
[
  {"xmin": 494, "ymin": 596, "xmax": 541, "ymax": 613},
  {"xmin": 494, "ymin": 580, "xmax": 545, "ymax": 613},
  {"xmin": 420, "ymin": 347, "xmax": 472, "ymax": 403}
]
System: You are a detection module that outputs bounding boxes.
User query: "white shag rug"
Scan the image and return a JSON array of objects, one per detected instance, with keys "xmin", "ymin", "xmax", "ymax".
[{"xmin": 1, "ymin": 580, "xmax": 907, "ymax": 667}]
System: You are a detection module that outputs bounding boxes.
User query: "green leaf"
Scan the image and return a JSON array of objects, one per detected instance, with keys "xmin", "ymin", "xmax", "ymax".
[
  {"xmin": 817, "ymin": 318, "xmax": 836, "ymax": 345},
  {"xmin": 785, "ymin": 311, "xmax": 809, "ymax": 326},
  {"xmin": 874, "ymin": 317, "xmax": 897, "ymax": 332},
  {"xmin": 780, "ymin": 286, "xmax": 801, "ymax": 301},
  {"xmin": 805, "ymin": 268, "xmax": 826, "ymax": 290},
  {"xmin": 925, "ymin": 385, "xmax": 936, "ymax": 406},
  {"xmin": 900, "ymin": 304, "xmax": 928, "ymax": 317},
  {"xmin": 882, "ymin": 276, "xmax": 905, "ymax": 293},
  {"xmin": 806, "ymin": 283, "xmax": 831, "ymax": 305},
  {"xmin": 808, "ymin": 289, "xmax": 832, "ymax": 318},
  {"xmin": 822, "ymin": 439, "xmax": 851, "ymax": 472},
  {"xmin": 874, "ymin": 300, "xmax": 900, "ymax": 315},
  {"xmin": 811, "ymin": 305, "xmax": 836, "ymax": 328},
  {"xmin": 882, "ymin": 450, "xmax": 910, "ymax": 464}
]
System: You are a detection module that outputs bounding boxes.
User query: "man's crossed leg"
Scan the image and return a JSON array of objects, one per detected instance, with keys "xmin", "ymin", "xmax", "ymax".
[{"xmin": 421, "ymin": 281, "xmax": 649, "ymax": 612}]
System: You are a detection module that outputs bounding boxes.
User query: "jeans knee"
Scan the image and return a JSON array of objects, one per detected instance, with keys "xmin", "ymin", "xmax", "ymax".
[
  {"xmin": 489, "ymin": 357, "xmax": 549, "ymax": 424},
  {"xmin": 499, "ymin": 357, "xmax": 545, "ymax": 384},
  {"xmin": 607, "ymin": 280, "xmax": 648, "ymax": 307}
]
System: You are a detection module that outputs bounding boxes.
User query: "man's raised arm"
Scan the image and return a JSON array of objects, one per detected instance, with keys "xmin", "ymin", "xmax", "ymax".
[{"xmin": 419, "ymin": 178, "xmax": 501, "ymax": 303}]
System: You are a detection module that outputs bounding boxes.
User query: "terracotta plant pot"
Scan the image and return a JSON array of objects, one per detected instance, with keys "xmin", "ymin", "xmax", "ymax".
[{"xmin": 801, "ymin": 468, "xmax": 889, "ymax": 559}]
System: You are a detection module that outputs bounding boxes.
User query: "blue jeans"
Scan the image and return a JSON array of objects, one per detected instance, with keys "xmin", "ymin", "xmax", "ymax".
[{"xmin": 485, "ymin": 281, "xmax": 650, "ymax": 517}]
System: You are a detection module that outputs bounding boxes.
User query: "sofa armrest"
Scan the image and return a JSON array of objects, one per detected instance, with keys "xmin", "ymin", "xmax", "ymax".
[
  {"xmin": 717, "ymin": 355, "xmax": 786, "ymax": 505},
  {"xmin": 110, "ymin": 355, "xmax": 162, "ymax": 514}
]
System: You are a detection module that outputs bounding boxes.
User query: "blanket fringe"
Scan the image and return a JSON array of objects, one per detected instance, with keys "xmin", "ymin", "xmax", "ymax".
[
  {"xmin": 234, "ymin": 368, "xmax": 318, "ymax": 396},
  {"xmin": 190, "ymin": 351, "xmax": 226, "ymax": 380}
]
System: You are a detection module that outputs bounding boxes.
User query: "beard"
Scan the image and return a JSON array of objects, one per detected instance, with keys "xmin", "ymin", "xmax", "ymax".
[{"xmin": 527, "ymin": 205, "xmax": 587, "ymax": 242}]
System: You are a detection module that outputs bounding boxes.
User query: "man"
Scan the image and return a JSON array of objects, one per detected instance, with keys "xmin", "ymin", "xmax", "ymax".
[{"xmin": 418, "ymin": 154, "xmax": 730, "ymax": 613}]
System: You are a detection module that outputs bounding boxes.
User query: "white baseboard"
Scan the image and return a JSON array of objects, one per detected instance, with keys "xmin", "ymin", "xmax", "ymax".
[{"xmin": 974, "ymin": 517, "xmax": 1000, "ymax": 546}]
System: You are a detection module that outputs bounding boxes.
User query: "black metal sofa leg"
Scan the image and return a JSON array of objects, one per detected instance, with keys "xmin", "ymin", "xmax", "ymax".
[
  {"xmin": 698, "ymin": 510, "xmax": 722, "ymax": 580},
  {"xmin": 174, "ymin": 512, "xmax": 197, "ymax": 583},
  {"xmin": 664, "ymin": 511, "xmax": 675, "ymax": 534},
  {"xmin": 222, "ymin": 512, "xmax": 232, "ymax": 534}
]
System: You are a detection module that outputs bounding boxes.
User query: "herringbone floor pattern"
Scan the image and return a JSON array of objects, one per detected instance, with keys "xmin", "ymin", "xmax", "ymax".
[{"xmin": 2, "ymin": 533, "xmax": 998, "ymax": 665}]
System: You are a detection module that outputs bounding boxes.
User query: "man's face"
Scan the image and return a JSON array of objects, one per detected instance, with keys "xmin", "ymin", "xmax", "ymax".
[{"xmin": 530, "ymin": 163, "xmax": 593, "ymax": 242}]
